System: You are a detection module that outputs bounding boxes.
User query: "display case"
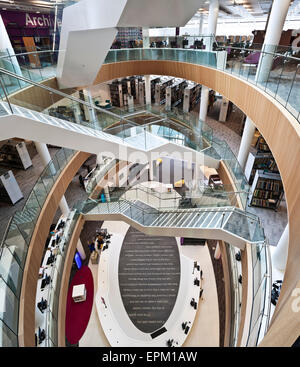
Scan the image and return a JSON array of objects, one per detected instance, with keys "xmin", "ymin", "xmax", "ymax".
[
  {"xmin": 0, "ymin": 169, "xmax": 23, "ymax": 204},
  {"xmin": 0, "ymin": 140, "xmax": 32, "ymax": 170}
]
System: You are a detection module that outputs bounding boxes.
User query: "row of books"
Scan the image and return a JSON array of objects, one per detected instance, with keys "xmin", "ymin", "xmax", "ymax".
[
  {"xmin": 256, "ymin": 180, "xmax": 281, "ymax": 191},
  {"xmin": 253, "ymin": 189, "xmax": 281, "ymax": 199}
]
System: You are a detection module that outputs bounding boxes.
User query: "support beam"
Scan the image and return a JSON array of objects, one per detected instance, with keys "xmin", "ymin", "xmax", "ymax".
[
  {"xmin": 34, "ymin": 141, "xmax": 70, "ymax": 215},
  {"xmin": 237, "ymin": 117, "xmax": 256, "ymax": 169},
  {"xmin": 256, "ymin": 0, "xmax": 291, "ymax": 83}
]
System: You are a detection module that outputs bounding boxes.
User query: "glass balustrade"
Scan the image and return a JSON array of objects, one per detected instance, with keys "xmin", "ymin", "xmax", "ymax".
[
  {"xmin": 0, "ymin": 147, "xmax": 75, "ymax": 347},
  {"xmin": 75, "ymin": 191, "xmax": 264, "ymax": 244},
  {"xmin": 226, "ymin": 243, "xmax": 242, "ymax": 346},
  {"xmin": 1, "ymin": 43, "xmax": 299, "ymax": 122},
  {"xmin": 41, "ymin": 210, "xmax": 79, "ymax": 347},
  {"xmin": 0, "ymin": 44, "xmax": 275, "ymax": 346},
  {"xmin": 246, "ymin": 242, "xmax": 271, "ymax": 347},
  {"xmin": 0, "ymin": 49, "xmax": 59, "ymax": 97},
  {"xmin": 103, "ymin": 46, "xmax": 300, "ymax": 122}
]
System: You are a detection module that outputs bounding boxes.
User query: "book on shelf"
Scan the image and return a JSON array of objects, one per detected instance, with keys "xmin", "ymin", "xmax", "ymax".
[{"xmin": 249, "ymin": 170, "xmax": 284, "ymax": 210}]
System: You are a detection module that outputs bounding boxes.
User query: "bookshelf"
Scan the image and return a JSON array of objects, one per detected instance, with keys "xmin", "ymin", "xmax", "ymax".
[
  {"xmin": 151, "ymin": 76, "xmax": 161, "ymax": 103},
  {"xmin": 255, "ymin": 135, "xmax": 271, "ymax": 153},
  {"xmin": 165, "ymin": 78, "xmax": 188, "ymax": 110},
  {"xmin": 154, "ymin": 76, "xmax": 174, "ymax": 105},
  {"xmin": 244, "ymin": 151, "xmax": 279, "ymax": 185},
  {"xmin": 114, "ymin": 27, "xmax": 143, "ymax": 48},
  {"xmin": 248, "ymin": 170, "xmax": 284, "ymax": 210},
  {"xmin": 109, "ymin": 81, "xmax": 123, "ymax": 107},
  {"xmin": 183, "ymin": 82, "xmax": 201, "ymax": 112}
]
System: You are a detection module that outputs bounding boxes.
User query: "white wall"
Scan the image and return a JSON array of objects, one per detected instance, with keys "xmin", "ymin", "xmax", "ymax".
[{"xmin": 89, "ymin": 83, "xmax": 111, "ymax": 103}]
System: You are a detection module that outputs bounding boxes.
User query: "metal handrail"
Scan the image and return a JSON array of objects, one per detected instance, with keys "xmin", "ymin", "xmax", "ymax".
[
  {"xmin": 0, "ymin": 49, "xmax": 61, "ymax": 60},
  {"xmin": 90, "ymin": 193, "xmax": 261, "ymax": 223},
  {"xmin": 0, "ymin": 77, "xmax": 13, "ymax": 114},
  {"xmin": 127, "ymin": 182, "xmax": 249, "ymax": 201},
  {"xmin": 215, "ymin": 45, "xmax": 300, "ymax": 62},
  {"xmin": 0, "ymin": 67, "xmax": 140, "ymax": 128}
]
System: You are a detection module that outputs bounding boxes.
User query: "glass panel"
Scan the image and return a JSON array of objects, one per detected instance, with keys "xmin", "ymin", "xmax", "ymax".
[
  {"xmin": 0, "ymin": 277, "xmax": 19, "ymax": 334},
  {"xmin": 0, "ymin": 319, "xmax": 18, "ymax": 347},
  {"xmin": 4, "ymin": 218, "xmax": 29, "ymax": 265},
  {"xmin": 47, "ymin": 310, "xmax": 58, "ymax": 347},
  {"xmin": 285, "ymin": 63, "xmax": 300, "ymax": 118},
  {"xmin": 32, "ymin": 178, "xmax": 48, "ymax": 208}
]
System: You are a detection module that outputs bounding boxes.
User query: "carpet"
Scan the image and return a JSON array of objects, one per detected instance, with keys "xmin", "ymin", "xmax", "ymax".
[{"xmin": 65, "ymin": 265, "xmax": 94, "ymax": 345}]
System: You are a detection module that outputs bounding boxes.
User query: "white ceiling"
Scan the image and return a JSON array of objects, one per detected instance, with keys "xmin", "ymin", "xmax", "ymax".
[
  {"xmin": 1, "ymin": 0, "xmax": 300, "ymax": 29},
  {"xmin": 0, "ymin": 0, "xmax": 74, "ymax": 14},
  {"xmin": 188, "ymin": 0, "xmax": 300, "ymax": 25}
]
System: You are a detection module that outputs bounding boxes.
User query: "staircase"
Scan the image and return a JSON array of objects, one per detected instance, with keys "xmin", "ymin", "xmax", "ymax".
[
  {"xmin": 82, "ymin": 199, "xmax": 265, "ymax": 249},
  {"xmin": 0, "ymin": 101, "xmax": 218, "ymax": 168}
]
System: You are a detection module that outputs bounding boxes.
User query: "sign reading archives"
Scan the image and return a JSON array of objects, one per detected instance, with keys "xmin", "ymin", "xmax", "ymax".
[{"xmin": 1, "ymin": 10, "xmax": 57, "ymax": 29}]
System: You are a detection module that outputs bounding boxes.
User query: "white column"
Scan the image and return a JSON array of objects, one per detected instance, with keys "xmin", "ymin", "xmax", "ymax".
[
  {"xmin": 59, "ymin": 195, "xmax": 70, "ymax": 216},
  {"xmin": 273, "ymin": 225, "xmax": 289, "ymax": 271},
  {"xmin": 214, "ymin": 241, "xmax": 221, "ymax": 260},
  {"xmin": 86, "ymin": 89, "xmax": 99, "ymax": 125},
  {"xmin": 73, "ymin": 103, "xmax": 82, "ymax": 124},
  {"xmin": 256, "ymin": 0, "xmax": 291, "ymax": 83},
  {"xmin": 35, "ymin": 141, "xmax": 52, "ymax": 167},
  {"xmin": 142, "ymin": 27, "xmax": 150, "ymax": 48},
  {"xmin": 144, "ymin": 75, "xmax": 151, "ymax": 106},
  {"xmin": 148, "ymin": 160, "xmax": 154, "ymax": 181},
  {"xmin": 198, "ymin": 14, "xmax": 204, "ymax": 36},
  {"xmin": 34, "ymin": 141, "xmax": 70, "ymax": 215},
  {"xmin": 0, "ymin": 14, "xmax": 23, "ymax": 78},
  {"xmin": 76, "ymin": 238, "xmax": 86, "ymax": 261},
  {"xmin": 199, "ymin": 0, "xmax": 219, "ymax": 126},
  {"xmin": 205, "ymin": 0, "xmax": 219, "ymax": 51},
  {"xmin": 237, "ymin": 117, "xmax": 256, "ymax": 169},
  {"xmin": 199, "ymin": 86, "xmax": 209, "ymax": 123},
  {"xmin": 127, "ymin": 94, "xmax": 134, "ymax": 112}
]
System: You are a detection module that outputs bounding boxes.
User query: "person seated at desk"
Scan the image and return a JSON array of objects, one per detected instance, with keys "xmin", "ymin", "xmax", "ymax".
[
  {"xmin": 96, "ymin": 235, "xmax": 104, "ymax": 251},
  {"xmin": 88, "ymin": 242, "xmax": 95, "ymax": 253}
]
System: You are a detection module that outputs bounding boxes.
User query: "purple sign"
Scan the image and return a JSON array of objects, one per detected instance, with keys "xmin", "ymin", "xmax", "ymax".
[
  {"xmin": 0, "ymin": 10, "xmax": 58, "ymax": 39},
  {"xmin": 1, "ymin": 10, "xmax": 55, "ymax": 29}
]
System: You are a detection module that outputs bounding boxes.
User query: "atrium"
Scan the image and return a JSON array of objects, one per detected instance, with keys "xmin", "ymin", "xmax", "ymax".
[{"xmin": 0, "ymin": 0, "xmax": 299, "ymax": 352}]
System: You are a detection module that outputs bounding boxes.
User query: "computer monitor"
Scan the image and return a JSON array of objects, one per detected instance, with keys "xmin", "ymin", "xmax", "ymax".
[{"xmin": 74, "ymin": 251, "xmax": 82, "ymax": 269}]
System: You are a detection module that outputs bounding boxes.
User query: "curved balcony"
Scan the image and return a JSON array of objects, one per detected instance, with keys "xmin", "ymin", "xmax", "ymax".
[
  {"xmin": 0, "ymin": 147, "xmax": 75, "ymax": 346},
  {"xmin": 0, "ymin": 46, "xmax": 298, "ymax": 346},
  {"xmin": 0, "ymin": 111, "xmax": 270, "ymax": 348},
  {"xmin": 101, "ymin": 46, "xmax": 300, "ymax": 122}
]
